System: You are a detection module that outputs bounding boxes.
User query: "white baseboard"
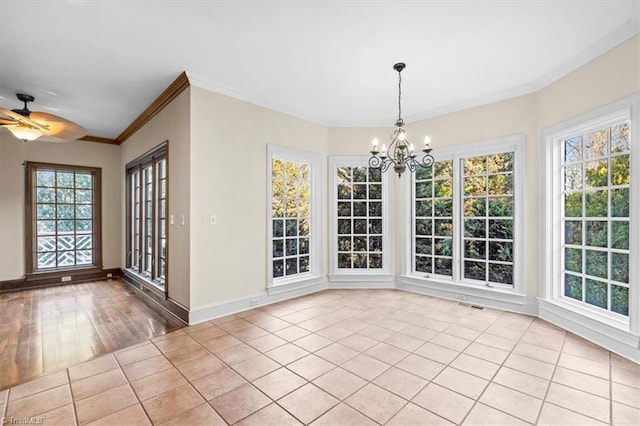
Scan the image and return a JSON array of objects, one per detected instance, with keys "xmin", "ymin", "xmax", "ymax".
[
  {"xmin": 189, "ymin": 280, "xmax": 327, "ymax": 324},
  {"xmin": 329, "ymin": 280, "xmax": 397, "ymax": 290},
  {"xmin": 539, "ymin": 299, "xmax": 640, "ymax": 363}
]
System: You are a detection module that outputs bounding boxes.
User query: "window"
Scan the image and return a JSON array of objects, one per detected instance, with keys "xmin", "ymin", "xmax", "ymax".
[
  {"xmin": 26, "ymin": 162, "xmax": 102, "ymax": 273},
  {"xmin": 462, "ymin": 153, "xmax": 515, "ymax": 285},
  {"xmin": 126, "ymin": 142, "xmax": 167, "ymax": 291},
  {"xmin": 414, "ymin": 160, "xmax": 454, "ymax": 277},
  {"xmin": 329, "ymin": 157, "xmax": 393, "ymax": 278},
  {"xmin": 408, "ymin": 136, "xmax": 524, "ymax": 292},
  {"xmin": 268, "ymin": 145, "xmax": 322, "ymax": 288},
  {"xmin": 542, "ymin": 97, "xmax": 638, "ymax": 330},
  {"xmin": 562, "ymin": 122, "xmax": 630, "ymax": 316}
]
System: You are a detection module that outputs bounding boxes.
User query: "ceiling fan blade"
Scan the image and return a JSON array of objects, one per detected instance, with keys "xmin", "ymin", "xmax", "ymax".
[
  {"xmin": 0, "ymin": 117, "xmax": 18, "ymax": 126},
  {"xmin": 0, "ymin": 107, "xmax": 49, "ymax": 130},
  {"xmin": 36, "ymin": 135, "xmax": 68, "ymax": 143},
  {"xmin": 29, "ymin": 111, "xmax": 87, "ymax": 140}
]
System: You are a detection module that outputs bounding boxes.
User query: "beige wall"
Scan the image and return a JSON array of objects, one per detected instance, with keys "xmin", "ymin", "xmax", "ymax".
[
  {"xmin": 189, "ymin": 86, "xmax": 329, "ymax": 309},
  {"xmin": 538, "ymin": 36, "xmax": 639, "ymax": 128},
  {"xmin": 120, "ymin": 88, "xmax": 191, "ymax": 308},
  {"xmin": 0, "ymin": 133, "xmax": 121, "ymax": 280}
]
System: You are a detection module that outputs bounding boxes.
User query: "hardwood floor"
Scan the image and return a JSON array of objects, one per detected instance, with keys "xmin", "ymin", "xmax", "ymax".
[{"xmin": 0, "ymin": 279, "xmax": 184, "ymax": 390}]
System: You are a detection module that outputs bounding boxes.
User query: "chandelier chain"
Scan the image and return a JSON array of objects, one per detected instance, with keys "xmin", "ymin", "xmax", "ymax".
[{"xmin": 397, "ymin": 69, "xmax": 402, "ymax": 123}]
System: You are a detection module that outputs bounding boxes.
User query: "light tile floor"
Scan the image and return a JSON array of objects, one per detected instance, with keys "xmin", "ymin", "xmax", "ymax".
[{"xmin": 1, "ymin": 289, "xmax": 639, "ymax": 425}]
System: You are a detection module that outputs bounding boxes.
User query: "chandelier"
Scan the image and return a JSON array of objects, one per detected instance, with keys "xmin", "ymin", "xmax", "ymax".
[{"xmin": 369, "ymin": 63, "xmax": 434, "ymax": 178}]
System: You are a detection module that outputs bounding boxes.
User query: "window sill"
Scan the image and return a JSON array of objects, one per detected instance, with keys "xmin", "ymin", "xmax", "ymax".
[
  {"xmin": 123, "ymin": 269, "xmax": 166, "ymax": 298},
  {"xmin": 25, "ymin": 266, "xmax": 102, "ymax": 280},
  {"xmin": 398, "ymin": 274, "xmax": 528, "ymax": 306},
  {"xmin": 542, "ymin": 297, "xmax": 629, "ymax": 333},
  {"xmin": 267, "ymin": 274, "xmax": 326, "ymax": 296}
]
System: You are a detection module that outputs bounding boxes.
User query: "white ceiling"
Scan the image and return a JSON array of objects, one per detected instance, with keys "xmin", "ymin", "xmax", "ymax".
[{"xmin": 1, "ymin": 1, "xmax": 639, "ymax": 139}]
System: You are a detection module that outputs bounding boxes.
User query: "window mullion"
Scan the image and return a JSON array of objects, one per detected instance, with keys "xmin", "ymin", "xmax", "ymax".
[
  {"xmin": 151, "ymin": 158, "xmax": 157, "ymax": 281},
  {"xmin": 452, "ymin": 154, "xmax": 463, "ymax": 282},
  {"xmin": 137, "ymin": 164, "xmax": 143, "ymax": 273}
]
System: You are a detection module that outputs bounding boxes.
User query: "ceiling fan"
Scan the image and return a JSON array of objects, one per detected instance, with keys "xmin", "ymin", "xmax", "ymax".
[{"xmin": 0, "ymin": 93, "xmax": 87, "ymax": 142}]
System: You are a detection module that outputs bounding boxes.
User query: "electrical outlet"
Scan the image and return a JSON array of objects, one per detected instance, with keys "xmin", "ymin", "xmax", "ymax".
[
  {"xmin": 210, "ymin": 214, "xmax": 217, "ymax": 226},
  {"xmin": 250, "ymin": 299, "xmax": 259, "ymax": 306},
  {"xmin": 455, "ymin": 293, "xmax": 466, "ymax": 300},
  {"xmin": 107, "ymin": 273, "xmax": 113, "ymax": 278},
  {"xmin": 61, "ymin": 276, "xmax": 72, "ymax": 282}
]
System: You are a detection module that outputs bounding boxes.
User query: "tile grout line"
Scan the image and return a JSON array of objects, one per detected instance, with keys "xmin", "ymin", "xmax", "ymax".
[
  {"xmin": 323, "ymin": 304, "xmax": 475, "ymax": 425},
  {"xmin": 609, "ymin": 350, "xmax": 613, "ymax": 425},
  {"xmin": 148, "ymin": 337, "xmax": 232, "ymax": 424},
  {"xmin": 242, "ymin": 315, "xmax": 356, "ymax": 425},
  {"xmin": 541, "ymin": 345, "xmax": 616, "ymax": 424},
  {"xmin": 272, "ymin": 301, "xmax": 504, "ymax": 424},
  {"xmin": 111, "ymin": 348, "xmax": 154, "ymax": 425},
  {"xmin": 273, "ymin": 332, "xmax": 390, "ymax": 424},
  {"xmin": 457, "ymin": 311, "xmax": 540, "ymax": 425},
  {"xmin": 247, "ymin": 307, "xmax": 398, "ymax": 425},
  {"xmin": 151, "ymin": 327, "xmax": 320, "ymax": 425},
  {"xmin": 532, "ymin": 325, "xmax": 568, "ymax": 425},
  {"xmin": 66, "ymin": 368, "xmax": 79, "ymax": 426},
  {"xmin": 2, "ymin": 386, "xmax": 8, "ymax": 420}
]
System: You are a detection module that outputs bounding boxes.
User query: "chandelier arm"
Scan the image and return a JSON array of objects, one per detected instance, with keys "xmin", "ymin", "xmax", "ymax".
[
  {"xmin": 418, "ymin": 153, "xmax": 435, "ymax": 168},
  {"xmin": 380, "ymin": 158, "xmax": 393, "ymax": 174},
  {"xmin": 368, "ymin": 155, "xmax": 383, "ymax": 169}
]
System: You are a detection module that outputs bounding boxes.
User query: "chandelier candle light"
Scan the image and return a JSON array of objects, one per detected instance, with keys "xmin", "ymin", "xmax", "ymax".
[{"xmin": 369, "ymin": 62, "xmax": 434, "ymax": 178}]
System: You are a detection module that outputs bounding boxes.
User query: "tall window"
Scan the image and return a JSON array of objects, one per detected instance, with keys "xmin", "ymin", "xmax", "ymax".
[
  {"xmin": 462, "ymin": 153, "xmax": 514, "ymax": 285},
  {"xmin": 542, "ymin": 96, "xmax": 638, "ymax": 336},
  {"xmin": 562, "ymin": 121, "xmax": 631, "ymax": 316},
  {"xmin": 328, "ymin": 157, "xmax": 393, "ymax": 277},
  {"xmin": 409, "ymin": 136, "xmax": 524, "ymax": 291},
  {"xmin": 126, "ymin": 143, "xmax": 167, "ymax": 291},
  {"xmin": 414, "ymin": 160, "xmax": 454, "ymax": 277},
  {"xmin": 337, "ymin": 166, "xmax": 382, "ymax": 269},
  {"xmin": 268, "ymin": 145, "xmax": 322, "ymax": 288},
  {"xmin": 271, "ymin": 158, "xmax": 311, "ymax": 278},
  {"xmin": 26, "ymin": 162, "xmax": 102, "ymax": 273}
]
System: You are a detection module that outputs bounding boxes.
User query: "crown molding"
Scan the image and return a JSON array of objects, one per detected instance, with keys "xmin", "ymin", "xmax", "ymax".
[
  {"xmin": 116, "ymin": 71, "xmax": 190, "ymax": 144},
  {"xmin": 186, "ymin": 71, "xmax": 330, "ymax": 127},
  {"xmin": 533, "ymin": 18, "xmax": 639, "ymax": 92},
  {"xmin": 79, "ymin": 135, "xmax": 119, "ymax": 145}
]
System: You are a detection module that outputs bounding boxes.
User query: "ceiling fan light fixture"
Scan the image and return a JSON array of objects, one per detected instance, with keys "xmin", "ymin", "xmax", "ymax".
[
  {"xmin": 7, "ymin": 125, "xmax": 43, "ymax": 142},
  {"xmin": 1, "ymin": 93, "xmax": 87, "ymax": 142}
]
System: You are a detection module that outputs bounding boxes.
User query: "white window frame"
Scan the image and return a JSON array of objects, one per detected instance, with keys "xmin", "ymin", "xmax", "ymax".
[
  {"xmin": 267, "ymin": 144, "xmax": 323, "ymax": 293},
  {"xmin": 328, "ymin": 156, "xmax": 394, "ymax": 282},
  {"xmin": 541, "ymin": 94, "xmax": 639, "ymax": 335},
  {"xmin": 401, "ymin": 135, "xmax": 526, "ymax": 299}
]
